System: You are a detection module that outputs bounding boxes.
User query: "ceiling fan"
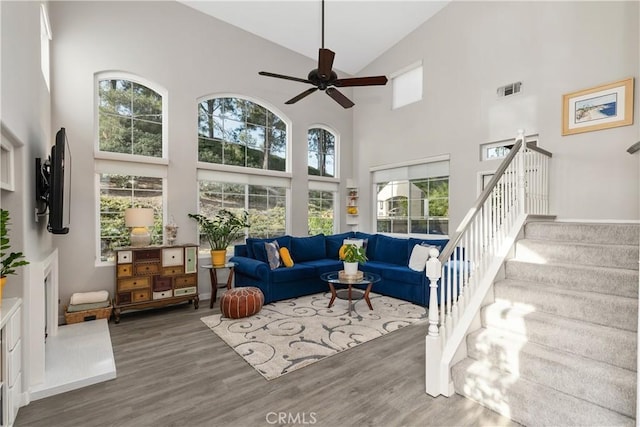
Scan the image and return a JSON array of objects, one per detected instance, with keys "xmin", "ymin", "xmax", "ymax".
[{"xmin": 258, "ymin": 0, "xmax": 388, "ymax": 109}]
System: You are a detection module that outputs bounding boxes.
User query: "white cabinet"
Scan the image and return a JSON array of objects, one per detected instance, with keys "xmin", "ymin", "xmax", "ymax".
[{"xmin": 1, "ymin": 298, "xmax": 22, "ymax": 426}]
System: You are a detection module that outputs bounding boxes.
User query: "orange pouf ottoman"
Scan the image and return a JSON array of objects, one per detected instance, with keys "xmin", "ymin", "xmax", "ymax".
[{"xmin": 220, "ymin": 287, "xmax": 264, "ymax": 319}]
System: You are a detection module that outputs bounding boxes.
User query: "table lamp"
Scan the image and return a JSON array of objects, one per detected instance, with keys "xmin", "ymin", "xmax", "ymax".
[{"xmin": 124, "ymin": 207, "xmax": 155, "ymax": 247}]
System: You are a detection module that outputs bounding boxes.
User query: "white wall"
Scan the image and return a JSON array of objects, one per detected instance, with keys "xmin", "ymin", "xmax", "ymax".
[
  {"xmin": 1, "ymin": 0, "xmax": 53, "ymax": 292},
  {"xmin": 48, "ymin": 1, "xmax": 355, "ymax": 311},
  {"xmin": 353, "ymin": 1, "xmax": 640, "ymax": 230},
  {"xmin": 1, "ymin": 0, "xmax": 55, "ymax": 407}
]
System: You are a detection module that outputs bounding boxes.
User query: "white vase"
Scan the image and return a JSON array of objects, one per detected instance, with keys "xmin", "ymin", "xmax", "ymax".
[{"xmin": 343, "ymin": 261, "xmax": 358, "ymax": 276}]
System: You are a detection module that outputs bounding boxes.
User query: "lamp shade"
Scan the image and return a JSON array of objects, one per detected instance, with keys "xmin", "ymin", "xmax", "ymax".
[{"xmin": 124, "ymin": 208, "xmax": 155, "ymax": 227}]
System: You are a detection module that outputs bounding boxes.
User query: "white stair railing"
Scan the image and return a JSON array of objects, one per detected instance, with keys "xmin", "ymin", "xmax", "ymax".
[{"xmin": 425, "ymin": 130, "xmax": 552, "ymax": 397}]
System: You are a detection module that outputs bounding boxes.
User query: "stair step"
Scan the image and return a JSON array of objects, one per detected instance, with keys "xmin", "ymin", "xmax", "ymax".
[
  {"xmin": 494, "ymin": 279, "xmax": 638, "ymax": 332},
  {"xmin": 515, "ymin": 239, "xmax": 638, "ymax": 270},
  {"xmin": 505, "ymin": 259, "xmax": 638, "ymax": 298},
  {"xmin": 482, "ymin": 301, "xmax": 637, "ymax": 371},
  {"xmin": 466, "ymin": 327, "xmax": 636, "ymax": 416},
  {"xmin": 525, "ymin": 222, "xmax": 640, "ymax": 245},
  {"xmin": 452, "ymin": 358, "xmax": 635, "ymax": 427}
]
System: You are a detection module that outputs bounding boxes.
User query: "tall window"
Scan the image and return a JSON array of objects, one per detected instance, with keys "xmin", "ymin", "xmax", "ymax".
[
  {"xmin": 98, "ymin": 79, "xmax": 163, "ymax": 157},
  {"xmin": 198, "ymin": 97, "xmax": 287, "ymax": 171},
  {"xmin": 99, "ymin": 174, "xmax": 164, "ymax": 262},
  {"xmin": 96, "ymin": 75, "xmax": 166, "ymax": 263},
  {"xmin": 40, "ymin": 4, "xmax": 51, "ymax": 91},
  {"xmin": 376, "ymin": 177, "xmax": 448, "ymax": 235},
  {"xmin": 308, "ymin": 190, "xmax": 335, "ymax": 235},
  {"xmin": 307, "ymin": 128, "xmax": 335, "ymax": 177},
  {"xmin": 198, "ymin": 180, "xmax": 287, "ymax": 252}
]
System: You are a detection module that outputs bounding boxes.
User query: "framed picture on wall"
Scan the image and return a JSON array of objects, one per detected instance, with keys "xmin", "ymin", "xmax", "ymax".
[{"xmin": 562, "ymin": 77, "xmax": 634, "ymax": 136}]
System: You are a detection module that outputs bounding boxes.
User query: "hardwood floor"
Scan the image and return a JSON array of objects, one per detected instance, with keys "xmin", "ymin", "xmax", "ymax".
[{"xmin": 16, "ymin": 300, "xmax": 519, "ymax": 427}]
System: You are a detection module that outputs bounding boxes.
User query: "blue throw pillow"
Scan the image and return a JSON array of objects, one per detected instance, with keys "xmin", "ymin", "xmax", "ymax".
[
  {"xmin": 373, "ymin": 234, "xmax": 410, "ymax": 266},
  {"xmin": 325, "ymin": 232, "xmax": 355, "ymax": 259},
  {"xmin": 290, "ymin": 234, "xmax": 326, "ymax": 262}
]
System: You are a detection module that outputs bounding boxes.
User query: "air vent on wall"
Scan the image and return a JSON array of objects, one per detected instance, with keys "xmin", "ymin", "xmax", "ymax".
[{"xmin": 497, "ymin": 81, "xmax": 522, "ymax": 97}]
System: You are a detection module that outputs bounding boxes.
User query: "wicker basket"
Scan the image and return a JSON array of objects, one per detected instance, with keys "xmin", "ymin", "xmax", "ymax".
[
  {"xmin": 64, "ymin": 305, "xmax": 113, "ymax": 324},
  {"xmin": 338, "ymin": 270, "xmax": 364, "ymax": 282}
]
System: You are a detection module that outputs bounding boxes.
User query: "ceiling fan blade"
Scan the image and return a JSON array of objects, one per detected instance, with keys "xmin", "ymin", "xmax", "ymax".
[
  {"xmin": 334, "ymin": 76, "xmax": 388, "ymax": 87},
  {"xmin": 318, "ymin": 48, "xmax": 335, "ymax": 79},
  {"xmin": 259, "ymin": 71, "xmax": 312, "ymax": 85},
  {"xmin": 326, "ymin": 87, "xmax": 354, "ymax": 109},
  {"xmin": 285, "ymin": 87, "xmax": 318, "ymax": 104}
]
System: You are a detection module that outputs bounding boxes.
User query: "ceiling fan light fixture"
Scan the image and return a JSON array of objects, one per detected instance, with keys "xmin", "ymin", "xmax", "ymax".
[{"xmin": 258, "ymin": 0, "xmax": 388, "ymax": 108}]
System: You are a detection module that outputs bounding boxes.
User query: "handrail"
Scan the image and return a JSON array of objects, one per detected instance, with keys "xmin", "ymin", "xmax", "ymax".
[
  {"xmin": 438, "ymin": 137, "xmax": 551, "ymax": 264},
  {"xmin": 425, "ymin": 129, "xmax": 553, "ymax": 397},
  {"xmin": 627, "ymin": 141, "xmax": 640, "ymax": 154}
]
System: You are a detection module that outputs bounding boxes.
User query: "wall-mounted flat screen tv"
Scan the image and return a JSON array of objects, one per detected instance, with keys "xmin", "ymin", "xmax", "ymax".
[{"xmin": 35, "ymin": 127, "xmax": 71, "ymax": 234}]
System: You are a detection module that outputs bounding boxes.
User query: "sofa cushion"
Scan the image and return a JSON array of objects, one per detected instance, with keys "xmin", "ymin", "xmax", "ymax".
[
  {"xmin": 355, "ymin": 232, "xmax": 378, "ymax": 259},
  {"xmin": 299, "ymin": 259, "xmax": 343, "ymax": 275},
  {"xmin": 373, "ymin": 235, "xmax": 410, "ymax": 266},
  {"xmin": 380, "ymin": 264, "xmax": 424, "ymax": 285},
  {"xmin": 246, "ymin": 235, "xmax": 292, "ymax": 260},
  {"xmin": 290, "ymin": 234, "xmax": 326, "ymax": 262},
  {"xmin": 270, "ymin": 263, "xmax": 316, "ymax": 283},
  {"xmin": 325, "ymin": 232, "xmax": 354, "ymax": 259}
]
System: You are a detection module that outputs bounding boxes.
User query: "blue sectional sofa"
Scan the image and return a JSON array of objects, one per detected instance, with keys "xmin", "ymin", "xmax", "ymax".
[{"xmin": 230, "ymin": 232, "xmax": 450, "ymax": 306}]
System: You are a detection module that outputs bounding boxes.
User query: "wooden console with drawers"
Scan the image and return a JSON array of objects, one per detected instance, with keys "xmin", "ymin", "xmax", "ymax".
[{"xmin": 113, "ymin": 244, "xmax": 199, "ymax": 323}]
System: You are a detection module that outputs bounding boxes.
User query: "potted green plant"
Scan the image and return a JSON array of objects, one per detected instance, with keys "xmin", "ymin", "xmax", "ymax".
[
  {"xmin": 342, "ymin": 243, "xmax": 367, "ymax": 276},
  {"xmin": 188, "ymin": 209, "xmax": 250, "ymax": 266},
  {"xmin": 0, "ymin": 209, "xmax": 29, "ymax": 299}
]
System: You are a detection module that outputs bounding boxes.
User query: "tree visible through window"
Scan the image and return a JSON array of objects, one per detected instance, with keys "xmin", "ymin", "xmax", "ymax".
[
  {"xmin": 99, "ymin": 174, "xmax": 163, "ymax": 262},
  {"xmin": 198, "ymin": 180, "xmax": 287, "ymax": 253},
  {"xmin": 98, "ymin": 79, "xmax": 163, "ymax": 157},
  {"xmin": 198, "ymin": 98, "xmax": 287, "ymax": 171},
  {"xmin": 308, "ymin": 190, "xmax": 334, "ymax": 235},
  {"xmin": 307, "ymin": 128, "xmax": 335, "ymax": 177}
]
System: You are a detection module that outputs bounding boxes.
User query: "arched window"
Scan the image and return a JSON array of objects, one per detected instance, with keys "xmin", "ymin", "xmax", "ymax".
[
  {"xmin": 307, "ymin": 127, "xmax": 335, "ymax": 177},
  {"xmin": 198, "ymin": 97, "xmax": 287, "ymax": 171}
]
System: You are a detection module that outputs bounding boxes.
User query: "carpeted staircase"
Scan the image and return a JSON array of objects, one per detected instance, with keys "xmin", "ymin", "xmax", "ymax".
[{"xmin": 451, "ymin": 221, "xmax": 639, "ymax": 426}]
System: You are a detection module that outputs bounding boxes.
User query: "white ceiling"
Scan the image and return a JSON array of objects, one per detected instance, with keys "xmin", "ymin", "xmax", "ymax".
[{"xmin": 179, "ymin": 0, "xmax": 450, "ymax": 75}]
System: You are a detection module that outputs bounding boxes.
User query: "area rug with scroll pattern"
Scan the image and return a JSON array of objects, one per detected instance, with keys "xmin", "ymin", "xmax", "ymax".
[{"xmin": 200, "ymin": 291, "xmax": 427, "ymax": 380}]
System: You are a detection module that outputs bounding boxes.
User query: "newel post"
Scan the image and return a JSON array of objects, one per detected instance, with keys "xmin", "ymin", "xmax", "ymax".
[{"xmin": 425, "ymin": 248, "xmax": 443, "ymax": 396}]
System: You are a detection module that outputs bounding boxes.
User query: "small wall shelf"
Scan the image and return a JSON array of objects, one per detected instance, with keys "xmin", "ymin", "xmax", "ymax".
[{"xmin": 346, "ymin": 186, "xmax": 358, "ymax": 226}]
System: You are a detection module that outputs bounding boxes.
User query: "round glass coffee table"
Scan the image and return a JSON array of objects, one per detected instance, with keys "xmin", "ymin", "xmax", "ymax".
[{"xmin": 320, "ymin": 271, "xmax": 382, "ymax": 316}]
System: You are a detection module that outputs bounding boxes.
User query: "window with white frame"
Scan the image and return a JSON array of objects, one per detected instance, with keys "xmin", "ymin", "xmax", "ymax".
[
  {"xmin": 98, "ymin": 78, "xmax": 164, "ymax": 157},
  {"xmin": 307, "ymin": 127, "xmax": 335, "ymax": 177},
  {"xmin": 374, "ymin": 158, "xmax": 449, "ymax": 235},
  {"xmin": 96, "ymin": 75, "xmax": 167, "ymax": 263},
  {"xmin": 98, "ymin": 173, "xmax": 164, "ymax": 262},
  {"xmin": 40, "ymin": 3, "xmax": 51, "ymax": 91},
  {"xmin": 480, "ymin": 135, "xmax": 538, "ymax": 161},
  {"xmin": 198, "ymin": 97, "xmax": 287, "ymax": 171},
  {"xmin": 197, "ymin": 170, "xmax": 289, "ymax": 254},
  {"xmin": 391, "ymin": 62, "xmax": 423, "ymax": 109}
]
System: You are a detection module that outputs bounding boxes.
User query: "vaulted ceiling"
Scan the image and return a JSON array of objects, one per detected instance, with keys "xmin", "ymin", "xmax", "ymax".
[{"xmin": 179, "ymin": 1, "xmax": 450, "ymax": 75}]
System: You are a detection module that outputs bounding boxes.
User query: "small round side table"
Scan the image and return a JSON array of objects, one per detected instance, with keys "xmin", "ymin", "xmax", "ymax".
[{"xmin": 201, "ymin": 262, "xmax": 236, "ymax": 308}]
